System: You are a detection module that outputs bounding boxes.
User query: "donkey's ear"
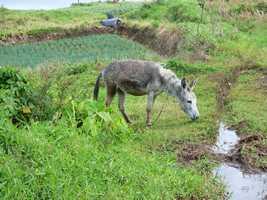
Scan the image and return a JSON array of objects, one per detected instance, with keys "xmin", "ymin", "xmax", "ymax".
[
  {"xmin": 181, "ymin": 78, "xmax": 187, "ymax": 89},
  {"xmin": 190, "ymin": 79, "xmax": 197, "ymax": 90}
]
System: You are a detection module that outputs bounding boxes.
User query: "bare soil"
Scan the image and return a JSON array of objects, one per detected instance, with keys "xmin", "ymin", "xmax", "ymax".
[
  {"xmin": 228, "ymin": 134, "xmax": 267, "ymax": 172},
  {"xmin": 176, "ymin": 143, "xmax": 210, "ymax": 165},
  {"xmin": 118, "ymin": 24, "xmax": 183, "ymax": 56},
  {"xmin": 174, "ymin": 133, "xmax": 267, "ymax": 172},
  {"xmin": 257, "ymin": 68, "xmax": 267, "ymax": 90}
]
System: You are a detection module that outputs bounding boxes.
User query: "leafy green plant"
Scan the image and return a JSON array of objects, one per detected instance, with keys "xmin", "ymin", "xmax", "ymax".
[
  {"xmin": 0, "ymin": 67, "xmax": 33, "ymax": 123},
  {"xmin": 165, "ymin": 59, "xmax": 219, "ymax": 76},
  {"xmin": 0, "ymin": 66, "xmax": 56, "ymax": 123},
  {"xmin": 165, "ymin": 0, "xmax": 201, "ymax": 23},
  {"xmin": 0, "ymin": 34, "xmax": 158, "ymax": 68}
]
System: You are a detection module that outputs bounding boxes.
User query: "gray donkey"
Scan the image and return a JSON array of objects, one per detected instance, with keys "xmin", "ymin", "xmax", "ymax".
[{"xmin": 93, "ymin": 60, "xmax": 199, "ymax": 126}]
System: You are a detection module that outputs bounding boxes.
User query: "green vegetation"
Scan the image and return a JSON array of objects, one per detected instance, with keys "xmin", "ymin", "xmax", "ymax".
[
  {"xmin": 0, "ymin": 2, "xmax": 142, "ymax": 38},
  {"xmin": 0, "ymin": 34, "xmax": 159, "ymax": 68},
  {"xmin": 0, "ymin": 64, "xmax": 224, "ymax": 199},
  {"xmin": 127, "ymin": 0, "xmax": 267, "ymax": 66},
  {"xmin": 0, "ymin": 0, "xmax": 267, "ymax": 199},
  {"xmin": 224, "ymin": 69, "xmax": 267, "ymax": 169},
  {"xmin": 225, "ymin": 70, "xmax": 267, "ymax": 134}
]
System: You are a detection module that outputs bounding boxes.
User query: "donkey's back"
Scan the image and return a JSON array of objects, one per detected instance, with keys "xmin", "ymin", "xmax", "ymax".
[{"xmin": 103, "ymin": 60, "xmax": 163, "ymax": 96}]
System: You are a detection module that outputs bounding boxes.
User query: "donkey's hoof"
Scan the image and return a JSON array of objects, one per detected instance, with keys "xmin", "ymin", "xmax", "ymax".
[{"xmin": 146, "ymin": 123, "xmax": 152, "ymax": 127}]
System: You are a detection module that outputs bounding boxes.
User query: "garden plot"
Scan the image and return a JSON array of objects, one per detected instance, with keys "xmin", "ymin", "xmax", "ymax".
[{"xmin": 0, "ymin": 34, "xmax": 159, "ymax": 68}]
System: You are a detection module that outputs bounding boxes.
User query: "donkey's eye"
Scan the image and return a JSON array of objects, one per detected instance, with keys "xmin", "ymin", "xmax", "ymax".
[{"xmin": 187, "ymin": 100, "xmax": 192, "ymax": 104}]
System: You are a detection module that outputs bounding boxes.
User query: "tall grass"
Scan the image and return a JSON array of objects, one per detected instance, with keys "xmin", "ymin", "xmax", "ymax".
[{"xmin": 0, "ymin": 64, "xmax": 224, "ymax": 200}]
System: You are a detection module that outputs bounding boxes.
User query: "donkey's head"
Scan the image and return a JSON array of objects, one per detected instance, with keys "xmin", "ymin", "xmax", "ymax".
[{"xmin": 178, "ymin": 78, "xmax": 199, "ymax": 121}]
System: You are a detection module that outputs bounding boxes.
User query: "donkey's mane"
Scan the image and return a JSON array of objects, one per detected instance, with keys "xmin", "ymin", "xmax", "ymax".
[{"xmin": 159, "ymin": 67, "xmax": 181, "ymax": 97}]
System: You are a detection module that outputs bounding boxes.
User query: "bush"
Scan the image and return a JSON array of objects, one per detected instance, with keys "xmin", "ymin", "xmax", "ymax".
[
  {"xmin": 0, "ymin": 67, "xmax": 33, "ymax": 123},
  {"xmin": 165, "ymin": 0, "xmax": 201, "ymax": 23},
  {"xmin": 62, "ymin": 99, "xmax": 132, "ymax": 145},
  {"xmin": 0, "ymin": 66, "xmax": 56, "ymax": 124},
  {"xmin": 165, "ymin": 59, "xmax": 218, "ymax": 76}
]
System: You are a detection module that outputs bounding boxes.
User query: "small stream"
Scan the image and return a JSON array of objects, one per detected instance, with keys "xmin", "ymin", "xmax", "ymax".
[{"xmin": 212, "ymin": 123, "xmax": 267, "ymax": 200}]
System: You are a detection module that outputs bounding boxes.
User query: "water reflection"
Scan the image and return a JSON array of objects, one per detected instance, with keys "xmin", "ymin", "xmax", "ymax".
[
  {"xmin": 214, "ymin": 163, "xmax": 267, "ymax": 200},
  {"xmin": 212, "ymin": 122, "xmax": 240, "ymax": 154}
]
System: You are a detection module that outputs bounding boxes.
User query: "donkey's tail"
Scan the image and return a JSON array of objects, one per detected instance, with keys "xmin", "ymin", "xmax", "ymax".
[{"xmin": 93, "ymin": 72, "xmax": 102, "ymax": 100}]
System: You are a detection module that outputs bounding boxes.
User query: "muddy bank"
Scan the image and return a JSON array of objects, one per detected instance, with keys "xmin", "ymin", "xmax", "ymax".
[
  {"xmin": 258, "ymin": 68, "xmax": 267, "ymax": 90},
  {"xmin": 212, "ymin": 122, "xmax": 267, "ymax": 200},
  {"xmin": 117, "ymin": 24, "xmax": 183, "ymax": 56},
  {"xmin": 214, "ymin": 66, "xmax": 267, "ymax": 171},
  {"xmin": 0, "ymin": 26, "xmax": 114, "ymax": 45},
  {"xmin": 0, "ymin": 23, "xmax": 183, "ymax": 57},
  {"xmin": 174, "ymin": 122, "xmax": 267, "ymax": 199},
  {"xmin": 173, "ymin": 121, "xmax": 267, "ymax": 172},
  {"xmin": 177, "ymin": 135, "xmax": 267, "ymax": 172},
  {"xmin": 227, "ymin": 124, "xmax": 267, "ymax": 172}
]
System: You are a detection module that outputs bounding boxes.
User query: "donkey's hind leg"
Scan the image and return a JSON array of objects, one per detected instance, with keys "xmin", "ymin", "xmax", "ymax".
[
  {"xmin": 146, "ymin": 91, "xmax": 156, "ymax": 127},
  {"xmin": 117, "ymin": 88, "xmax": 131, "ymax": 124},
  {"xmin": 105, "ymin": 83, "xmax": 117, "ymax": 107}
]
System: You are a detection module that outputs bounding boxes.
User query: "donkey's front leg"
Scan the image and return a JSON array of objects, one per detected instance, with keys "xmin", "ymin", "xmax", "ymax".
[{"xmin": 146, "ymin": 91, "xmax": 155, "ymax": 127}]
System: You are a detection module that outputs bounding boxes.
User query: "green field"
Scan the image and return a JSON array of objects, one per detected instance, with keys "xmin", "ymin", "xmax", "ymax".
[
  {"xmin": 0, "ymin": 2, "xmax": 142, "ymax": 38},
  {"xmin": 0, "ymin": 0, "xmax": 267, "ymax": 199},
  {"xmin": 0, "ymin": 34, "xmax": 159, "ymax": 68}
]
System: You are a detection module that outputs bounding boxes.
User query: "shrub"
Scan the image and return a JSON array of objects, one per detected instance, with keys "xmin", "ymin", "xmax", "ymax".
[
  {"xmin": 165, "ymin": 59, "xmax": 218, "ymax": 76},
  {"xmin": 0, "ymin": 66, "xmax": 56, "ymax": 123},
  {"xmin": 165, "ymin": 0, "xmax": 201, "ymax": 23},
  {"xmin": 0, "ymin": 67, "xmax": 33, "ymax": 123},
  {"xmin": 62, "ymin": 99, "xmax": 131, "ymax": 145}
]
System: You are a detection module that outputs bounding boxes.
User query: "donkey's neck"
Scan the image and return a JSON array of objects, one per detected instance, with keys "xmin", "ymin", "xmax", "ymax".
[{"xmin": 159, "ymin": 67, "xmax": 182, "ymax": 97}]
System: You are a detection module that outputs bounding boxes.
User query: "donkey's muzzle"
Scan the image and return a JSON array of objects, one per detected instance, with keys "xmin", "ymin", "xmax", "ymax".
[{"xmin": 191, "ymin": 115, "xmax": 199, "ymax": 121}]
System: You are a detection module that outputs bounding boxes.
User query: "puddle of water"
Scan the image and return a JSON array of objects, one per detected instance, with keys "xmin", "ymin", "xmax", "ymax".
[
  {"xmin": 213, "ymin": 122, "xmax": 267, "ymax": 200},
  {"xmin": 213, "ymin": 163, "xmax": 267, "ymax": 200},
  {"xmin": 212, "ymin": 122, "xmax": 240, "ymax": 154}
]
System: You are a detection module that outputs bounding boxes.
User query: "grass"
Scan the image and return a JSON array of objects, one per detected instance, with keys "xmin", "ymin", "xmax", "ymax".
[
  {"xmin": 225, "ymin": 69, "xmax": 267, "ymax": 134},
  {"xmin": 1, "ymin": 0, "xmax": 267, "ymax": 199},
  {"xmin": 0, "ymin": 119, "xmax": 223, "ymax": 200},
  {"xmin": 0, "ymin": 2, "xmax": 142, "ymax": 38},
  {"xmin": 0, "ymin": 34, "xmax": 159, "ymax": 68},
  {"xmin": 223, "ymin": 69, "xmax": 267, "ymax": 169},
  {"xmin": 126, "ymin": 0, "xmax": 267, "ymax": 66},
  {"xmin": 0, "ymin": 63, "xmax": 225, "ymax": 200}
]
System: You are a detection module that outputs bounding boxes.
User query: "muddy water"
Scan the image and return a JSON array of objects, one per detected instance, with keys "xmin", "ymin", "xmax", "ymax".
[
  {"xmin": 212, "ymin": 123, "xmax": 267, "ymax": 200},
  {"xmin": 214, "ymin": 163, "xmax": 267, "ymax": 200},
  {"xmin": 212, "ymin": 122, "xmax": 240, "ymax": 154}
]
